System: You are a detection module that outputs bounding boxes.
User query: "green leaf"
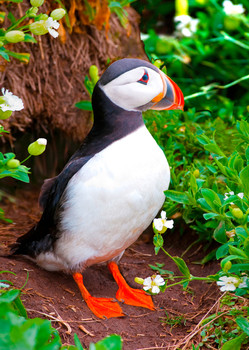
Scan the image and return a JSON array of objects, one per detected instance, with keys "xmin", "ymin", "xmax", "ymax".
[
  {"xmin": 148, "ymin": 263, "xmax": 173, "ymax": 276},
  {"xmin": 235, "ymin": 227, "xmax": 247, "ymax": 239},
  {"xmin": 8, "ymin": 170, "xmax": 30, "ymax": 183},
  {"xmin": 229, "ymin": 246, "xmax": 248, "ymax": 259},
  {"xmin": 243, "ymin": 237, "xmax": 249, "ymax": 257},
  {"xmin": 206, "ymin": 164, "xmax": 217, "ymax": 173},
  {"xmin": 5, "ymin": 50, "xmax": 30, "ymax": 63},
  {"xmin": 84, "ymin": 76, "xmax": 94, "ymax": 95},
  {"xmin": 197, "ymin": 249, "xmax": 217, "ymax": 264},
  {"xmin": 221, "ymin": 256, "xmax": 248, "ymax": 270},
  {"xmin": 189, "ymin": 173, "xmax": 198, "ymax": 195},
  {"xmin": 216, "ymin": 242, "xmax": 230, "ymax": 259},
  {"xmin": 172, "ymin": 257, "xmax": 190, "ymax": 278},
  {"xmin": 213, "ymin": 221, "xmax": 227, "ymax": 244},
  {"xmin": 229, "ymin": 263, "xmax": 249, "ymax": 273},
  {"xmin": 75, "ymin": 101, "xmax": 93, "ymax": 111},
  {"xmin": 240, "ymin": 165, "xmax": 249, "ymax": 195},
  {"xmin": 236, "ymin": 317, "xmax": 249, "ymax": 336},
  {"xmin": 24, "ymin": 34, "xmax": 37, "ymax": 43},
  {"xmin": 0, "ymin": 48, "xmax": 10, "ymax": 61},
  {"xmin": 12, "ymin": 295, "xmax": 28, "ymax": 318},
  {"xmin": 197, "ymin": 198, "xmax": 212, "ymax": 210},
  {"xmin": 153, "ymin": 234, "xmax": 164, "ymax": 249},
  {"xmin": 203, "ymin": 212, "xmax": 220, "ymax": 220},
  {"xmin": 222, "ymin": 195, "xmax": 241, "ymax": 206},
  {"xmin": 201, "ymin": 188, "xmax": 221, "ymax": 212},
  {"xmin": 245, "ymin": 146, "xmax": 249, "ymax": 162},
  {"xmin": 7, "ymin": 11, "xmax": 17, "ymax": 23},
  {"xmin": 204, "ymin": 143, "xmax": 225, "ymax": 157},
  {"xmin": 221, "ymin": 333, "xmax": 247, "ymax": 350},
  {"xmin": 93, "ymin": 334, "xmax": 122, "ymax": 350},
  {"xmin": 164, "ymin": 190, "xmax": 190, "ymax": 204},
  {"xmin": 0, "ymin": 289, "xmax": 20, "ymax": 303},
  {"xmin": 74, "ymin": 333, "xmax": 84, "ymax": 350}
]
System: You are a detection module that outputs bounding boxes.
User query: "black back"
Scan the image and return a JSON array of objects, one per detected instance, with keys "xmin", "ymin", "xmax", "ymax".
[{"xmin": 12, "ymin": 70, "xmax": 144, "ymax": 257}]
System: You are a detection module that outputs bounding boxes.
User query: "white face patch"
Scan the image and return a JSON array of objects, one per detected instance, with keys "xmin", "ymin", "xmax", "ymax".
[{"xmin": 100, "ymin": 67, "xmax": 166, "ymax": 111}]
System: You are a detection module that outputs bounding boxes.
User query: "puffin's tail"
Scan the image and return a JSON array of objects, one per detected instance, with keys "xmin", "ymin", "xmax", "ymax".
[{"xmin": 10, "ymin": 225, "xmax": 38, "ymax": 257}]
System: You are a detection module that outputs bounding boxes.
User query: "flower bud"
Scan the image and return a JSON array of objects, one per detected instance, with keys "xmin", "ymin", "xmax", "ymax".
[
  {"xmin": 7, "ymin": 159, "xmax": 20, "ymax": 169},
  {"xmin": 0, "ymin": 41, "xmax": 4, "ymax": 47},
  {"xmin": 5, "ymin": 30, "xmax": 25, "ymax": 43},
  {"xmin": 39, "ymin": 14, "xmax": 49, "ymax": 20},
  {"xmin": 134, "ymin": 277, "xmax": 144, "ymax": 285},
  {"xmin": 89, "ymin": 65, "xmax": 99, "ymax": 85},
  {"xmin": 0, "ymin": 11, "xmax": 6, "ymax": 24},
  {"xmin": 223, "ymin": 261, "xmax": 232, "ymax": 273},
  {"xmin": 0, "ymin": 109, "xmax": 12, "ymax": 120},
  {"xmin": 153, "ymin": 59, "xmax": 164, "ymax": 69},
  {"xmin": 195, "ymin": 0, "xmax": 209, "ymax": 4},
  {"xmin": 30, "ymin": 0, "xmax": 44, "ymax": 7},
  {"xmin": 175, "ymin": 0, "xmax": 189, "ymax": 16},
  {"xmin": 232, "ymin": 207, "xmax": 244, "ymax": 219},
  {"xmin": 28, "ymin": 7, "xmax": 39, "ymax": 16},
  {"xmin": 29, "ymin": 20, "xmax": 48, "ymax": 35},
  {"xmin": 224, "ymin": 16, "xmax": 240, "ymax": 31},
  {"xmin": 28, "ymin": 138, "xmax": 47, "ymax": 156},
  {"xmin": 193, "ymin": 169, "xmax": 200, "ymax": 178},
  {"xmin": 50, "ymin": 8, "xmax": 66, "ymax": 21}
]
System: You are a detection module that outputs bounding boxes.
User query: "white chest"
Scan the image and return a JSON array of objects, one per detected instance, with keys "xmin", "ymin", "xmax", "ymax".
[{"xmin": 37, "ymin": 126, "xmax": 170, "ymax": 272}]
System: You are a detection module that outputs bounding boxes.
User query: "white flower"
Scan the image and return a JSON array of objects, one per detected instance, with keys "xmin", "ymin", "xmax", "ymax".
[
  {"xmin": 223, "ymin": 0, "xmax": 245, "ymax": 15},
  {"xmin": 174, "ymin": 15, "xmax": 199, "ymax": 37},
  {"xmin": 238, "ymin": 277, "xmax": 249, "ymax": 289},
  {"xmin": 217, "ymin": 276, "xmax": 240, "ymax": 292},
  {"xmin": 140, "ymin": 33, "xmax": 149, "ymax": 41},
  {"xmin": 45, "ymin": 17, "xmax": 60, "ymax": 38},
  {"xmin": 37, "ymin": 138, "xmax": 47, "ymax": 146},
  {"xmin": 224, "ymin": 191, "xmax": 244, "ymax": 203},
  {"xmin": 0, "ymin": 88, "xmax": 24, "ymax": 112},
  {"xmin": 153, "ymin": 210, "xmax": 174, "ymax": 233},
  {"xmin": 143, "ymin": 275, "xmax": 165, "ymax": 294},
  {"xmin": 0, "ymin": 282, "xmax": 10, "ymax": 289}
]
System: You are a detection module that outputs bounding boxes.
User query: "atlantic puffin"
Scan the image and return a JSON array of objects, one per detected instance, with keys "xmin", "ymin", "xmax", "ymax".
[{"xmin": 12, "ymin": 58, "xmax": 184, "ymax": 319}]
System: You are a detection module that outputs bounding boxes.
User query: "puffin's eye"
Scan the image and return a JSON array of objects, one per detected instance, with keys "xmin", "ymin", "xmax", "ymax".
[{"xmin": 138, "ymin": 69, "xmax": 149, "ymax": 85}]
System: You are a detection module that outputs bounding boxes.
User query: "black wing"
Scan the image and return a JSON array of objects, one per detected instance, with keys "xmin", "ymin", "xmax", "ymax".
[{"xmin": 12, "ymin": 156, "xmax": 92, "ymax": 257}]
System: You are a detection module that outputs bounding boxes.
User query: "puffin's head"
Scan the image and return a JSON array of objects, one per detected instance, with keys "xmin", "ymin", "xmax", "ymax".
[{"xmin": 98, "ymin": 58, "xmax": 184, "ymax": 112}]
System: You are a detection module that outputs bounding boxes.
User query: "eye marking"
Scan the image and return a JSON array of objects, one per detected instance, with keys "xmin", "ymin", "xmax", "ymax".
[{"xmin": 138, "ymin": 69, "xmax": 149, "ymax": 85}]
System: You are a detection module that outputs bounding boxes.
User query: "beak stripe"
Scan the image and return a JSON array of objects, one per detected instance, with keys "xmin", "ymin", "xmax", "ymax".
[
  {"xmin": 166, "ymin": 75, "xmax": 184, "ymax": 110},
  {"xmin": 151, "ymin": 71, "xmax": 167, "ymax": 105}
]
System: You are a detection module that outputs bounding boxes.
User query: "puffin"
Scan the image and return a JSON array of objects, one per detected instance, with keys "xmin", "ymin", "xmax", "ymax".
[{"xmin": 12, "ymin": 58, "xmax": 184, "ymax": 319}]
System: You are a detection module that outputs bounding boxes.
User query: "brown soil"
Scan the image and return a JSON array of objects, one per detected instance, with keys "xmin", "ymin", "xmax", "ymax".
[{"xmin": 0, "ymin": 188, "xmax": 220, "ymax": 350}]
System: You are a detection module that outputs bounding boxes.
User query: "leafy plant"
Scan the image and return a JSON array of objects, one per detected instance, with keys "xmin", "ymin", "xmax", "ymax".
[
  {"xmin": 0, "ymin": 0, "xmax": 66, "ymax": 63},
  {"xmin": 197, "ymin": 294, "xmax": 249, "ymax": 349},
  {"xmin": 0, "ymin": 271, "xmax": 122, "ymax": 350},
  {"xmin": 0, "ymin": 89, "xmax": 48, "ymax": 221},
  {"xmin": 160, "ymin": 311, "xmax": 187, "ymax": 330},
  {"xmin": 141, "ymin": 0, "xmax": 249, "ymax": 117}
]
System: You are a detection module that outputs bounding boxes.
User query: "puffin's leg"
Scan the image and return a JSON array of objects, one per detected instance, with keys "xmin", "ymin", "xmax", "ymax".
[
  {"xmin": 108, "ymin": 261, "xmax": 154, "ymax": 310},
  {"xmin": 73, "ymin": 272, "xmax": 124, "ymax": 319}
]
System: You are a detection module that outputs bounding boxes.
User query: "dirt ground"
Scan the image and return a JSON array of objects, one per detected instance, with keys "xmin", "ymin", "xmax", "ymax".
[{"xmin": 0, "ymin": 188, "xmax": 220, "ymax": 350}]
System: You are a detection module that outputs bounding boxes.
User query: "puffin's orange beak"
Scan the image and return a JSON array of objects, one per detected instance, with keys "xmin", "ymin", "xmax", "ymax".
[{"xmin": 150, "ymin": 71, "xmax": 184, "ymax": 111}]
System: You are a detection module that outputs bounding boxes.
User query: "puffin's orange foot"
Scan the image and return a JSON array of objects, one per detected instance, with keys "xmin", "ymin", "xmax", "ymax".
[
  {"xmin": 108, "ymin": 261, "xmax": 154, "ymax": 310},
  {"xmin": 116, "ymin": 284, "xmax": 154, "ymax": 310},
  {"xmin": 84, "ymin": 295, "xmax": 124, "ymax": 319},
  {"xmin": 73, "ymin": 272, "xmax": 124, "ymax": 319}
]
